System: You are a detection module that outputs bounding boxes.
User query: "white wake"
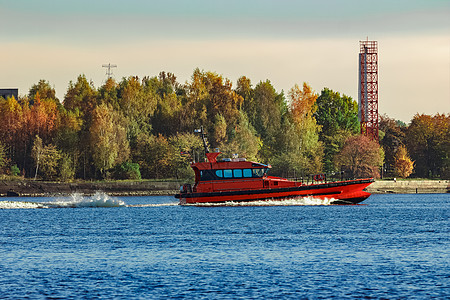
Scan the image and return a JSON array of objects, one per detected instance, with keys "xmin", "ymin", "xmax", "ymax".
[
  {"xmin": 184, "ymin": 197, "xmax": 337, "ymax": 206},
  {"xmin": 0, "ymin": 192, "xmax": 125, "ymax": 209}
]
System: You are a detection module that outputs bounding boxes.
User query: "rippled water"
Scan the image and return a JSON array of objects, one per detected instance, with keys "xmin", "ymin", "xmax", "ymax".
[{"xmin": 0, "ymin": 193, "xmax": 449, "ymax": 299}]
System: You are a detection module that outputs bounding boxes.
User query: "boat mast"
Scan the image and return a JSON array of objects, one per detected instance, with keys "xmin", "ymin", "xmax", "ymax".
[{"xmin": 195, "ymin": 126, "xmax": 210, "ymax": 154}]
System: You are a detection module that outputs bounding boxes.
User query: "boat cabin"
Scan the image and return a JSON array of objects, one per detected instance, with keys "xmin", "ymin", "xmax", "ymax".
[{"xmin": 188, "ymin": 153, "xmax": 272, "ymax": 193}]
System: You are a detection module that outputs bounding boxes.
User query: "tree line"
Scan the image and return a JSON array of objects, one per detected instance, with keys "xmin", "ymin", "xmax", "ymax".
[{"xmin": 0, "ymin": 69, "xmax": 448, "ymax": 181}]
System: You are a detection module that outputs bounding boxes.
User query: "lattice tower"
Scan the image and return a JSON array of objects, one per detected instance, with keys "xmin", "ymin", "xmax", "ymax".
[{"xmin": 358, "ymin": 40, "xmax": 378, "ymax": 141}]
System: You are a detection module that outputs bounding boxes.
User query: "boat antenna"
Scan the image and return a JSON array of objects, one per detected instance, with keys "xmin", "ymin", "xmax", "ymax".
[{"xmin": 194, "ymin": 126, "xmax": 210, "ymax": 154}]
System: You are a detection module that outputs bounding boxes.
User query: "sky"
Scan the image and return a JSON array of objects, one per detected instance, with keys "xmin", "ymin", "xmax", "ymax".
[{"xmin": 1, "ymin": 0, "xmax": 449, "ymax": 122}]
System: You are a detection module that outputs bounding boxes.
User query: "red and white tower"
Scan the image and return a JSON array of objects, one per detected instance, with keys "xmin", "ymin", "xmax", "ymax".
[{"xmin": 358, "ymin": 40, "xmax": 378, "ymax": 141}]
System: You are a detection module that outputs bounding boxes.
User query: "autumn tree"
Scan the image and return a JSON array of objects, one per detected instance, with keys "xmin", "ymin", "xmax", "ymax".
[
  {"xmin": 98, "ymin": 77, "xmax": 120, "ymax": 109},
  {"xmin": 213, "ymin": 113, "xmax": 227, "ymax": 146},
  {"xmin": 169, "ymin": 132, "xmax": 204, "ymax": 180},
  {"xmin": 0, "ymin": 140, "xmax": 7, "ymax": 173},
  {"xmin": 236, "ymin": 76, "xmax": 253, "ymax": 117},
  {"xmin": 181, "ymin": 69, "xmax": 244, "ymax": 141},
  {"xmin": 31, "ymin": 135, "xmax": 60, "ymax": 180},
  {"xmin": 405, "ymin": 114, "xmax": 450, "ymax": 178},
  {"xmin": 28, "ymin": 79, "xmax": 59, "ymax": 105},
  {"xmin": 334, "ymin": 135, "xmax": 384, "ymax": 179},
  {"xmin": 29, "ymin": 95, "xmax": 60, "ymax": 143},
  {"xmin": 379, "ymin": 114, "xmax": 406, "ymax": 175},
  {"xmin": 89, "ymin": 104, "xmax": 130, "ymax": 178},
  {"xmin": 64, "ymin": 75, "xmax": 98, "ymax": 123},
  {"xmin": 133, "ymin": 133, "xmax": 174, "ymax": 179},
  {"xmin": 117, "ymin": 76, "xmax": 158, "ymax": 141},
  {"xmin": 38, "ymin": 144, "xmax": 61, "ymax": 180},
  {"xmin": 270, "ymin": 83, "xmax": 323, "ymax": 176},
  {"xmin": 217, "ymin": 111, "xmax": 261, "ymax": 162},
  {"xmin": 59, "ymin": 153, "xmax": 75, "ymax": 181},
  {"xmin": 394, "ymin": 145, "xmax": 414, "ymax": 178},
  {"xmin": 0, "ymin": 96, "xmax": 23, "ymax": 162},
  {"xmin": 151, "ymin": 73, "xmax": 182, "ymax": 136}
]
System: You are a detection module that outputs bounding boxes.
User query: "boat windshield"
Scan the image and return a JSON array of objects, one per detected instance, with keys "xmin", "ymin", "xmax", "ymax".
[{"xmin": 200, "ymin": 168, "xmax": 268, "ymax": 181}]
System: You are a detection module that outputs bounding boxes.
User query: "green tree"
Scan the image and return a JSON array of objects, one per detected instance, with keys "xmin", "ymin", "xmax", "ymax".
[
  {"xmin": 315, "ymin": 88, "xmax": 359, "ymax": 171},
  {"xmin": 252, "ymin": 80, "xmax": 286, "ymax": 160},
  {"xmin": 113, "ymin": 162, "xmax": 141, "ymax": 180},
  {"xmin": 59, "ymin": 153, "xmax": 75, "ymax": 181}
]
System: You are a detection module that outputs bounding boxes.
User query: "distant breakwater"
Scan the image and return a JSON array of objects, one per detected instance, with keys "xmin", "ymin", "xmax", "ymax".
[
  {"xmin": 366, "ymin": 180, "xmax": 449, "ymax": 194},
  {"xmin": 1, "ymin": 179, "xmax": 448, "ymax": 197}
]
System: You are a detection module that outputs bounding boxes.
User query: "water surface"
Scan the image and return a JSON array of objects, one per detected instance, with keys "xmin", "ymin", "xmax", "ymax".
[{"xmin": 1, "ymin": 193, "xmax": 449, "ymax": 299}]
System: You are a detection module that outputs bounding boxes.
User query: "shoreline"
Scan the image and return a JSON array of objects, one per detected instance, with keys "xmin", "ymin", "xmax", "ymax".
[
  {"xmin": 0, "ymin": 179, "xmax": 449, "ymax": 197},
  {"xmin": 366, "ymin": 180, "xmax": 449, "ymax": 194},
  {"xmin": 0, "ymin": 180, "xmax": 182, "ymax": 197}
]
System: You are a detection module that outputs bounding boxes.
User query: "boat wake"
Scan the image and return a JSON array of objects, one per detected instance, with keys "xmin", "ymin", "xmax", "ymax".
[
  {"xmin": 0, "ymin": 192, "xmax": 126, "ymax": 209},
  {"xmin": 185, "ymin": 197, "xmax": 337, "ymax": 207},
  {"xmin": 0, "ymin": 194, "xmax": 340, "ymax": 209},
  {"xmin": 127, "ymin": 203, "xmax": 179, "ymax": 207}
]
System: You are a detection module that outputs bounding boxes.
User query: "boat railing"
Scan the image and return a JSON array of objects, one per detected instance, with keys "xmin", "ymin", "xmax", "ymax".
[{"xmin": 286, "ymin": 171, "xmax": 351, "ymax": 185}]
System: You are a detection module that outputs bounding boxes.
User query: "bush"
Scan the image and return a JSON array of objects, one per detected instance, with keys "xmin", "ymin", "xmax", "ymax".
[
  {"xmin": 10, "ymin": 165, "xmax": 20, "ymax": 176},
  {"xmin": 113, "ymin": 162, "xmax": 141, "ymax": 180}
]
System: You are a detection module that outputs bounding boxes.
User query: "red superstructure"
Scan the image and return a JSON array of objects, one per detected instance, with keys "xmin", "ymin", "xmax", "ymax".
[{"xmin": 175, "ymin": 151, "xmax": 374, "ymax": 205}]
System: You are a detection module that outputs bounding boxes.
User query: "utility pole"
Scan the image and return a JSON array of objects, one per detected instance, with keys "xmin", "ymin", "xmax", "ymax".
[{"xmin": 102, "ymin": 63, "xmax": 117, "ymax": 79}]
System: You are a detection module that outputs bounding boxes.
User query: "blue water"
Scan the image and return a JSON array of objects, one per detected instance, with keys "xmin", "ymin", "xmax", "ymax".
[{"xmin": 1, "ymin": 194, "xmax": 449, "ymax": 299}]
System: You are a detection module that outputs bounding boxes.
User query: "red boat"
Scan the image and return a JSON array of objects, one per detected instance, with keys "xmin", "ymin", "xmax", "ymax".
[{"xmin": 175, "ymin": 129, "xmax": 374, "ymax": 205}]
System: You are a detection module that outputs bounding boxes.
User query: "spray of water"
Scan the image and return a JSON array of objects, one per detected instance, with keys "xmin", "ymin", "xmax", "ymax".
[
  {"xmin": 51, "ymin": 191, "xmax": 126, "ymax": 208},
  {"xmin": 184, "ymin": 197, "xmax": 336, "ymax": 207},
  {"xmin": 0, "ymin": 191, "xmax": 125, "ymax": 209}
]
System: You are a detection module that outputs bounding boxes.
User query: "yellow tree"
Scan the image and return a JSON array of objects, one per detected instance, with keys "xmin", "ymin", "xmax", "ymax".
[
  {"xmin": 89, "ymin": 104, "xmax": 129, "ymax": 177},
  {"xmin": 289, "ymin": 83, "xmax": 317, "ymax": 121},
  {"xmin": 275, "ymin": 83, "xmax": 323, "ymax": 175},
  {"xmin": 394, "ymin": 145, "xmax": 414, "ymax": 178}
]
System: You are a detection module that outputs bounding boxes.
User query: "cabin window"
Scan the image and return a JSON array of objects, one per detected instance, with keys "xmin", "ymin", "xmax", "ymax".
[
  {"xmin": 253, "ymin": 168, "xmax": 265, "ymax": 178},
  {"xmin": 200, "ymin": 170, "xmax": 215, "ymax": 181},
  {"xmin": 215, "ymin": 170, "xmax": 223, "ymax": 178},
  {"xmin": 233, "ymin": 169, "xmax": 243, "ymax": 178},
  {"xmin": 243, "ymin": 169, "xmax": 252, "ymax": 178},
  {"xmin": 223, "ymin": 169, "xmax": 233, "ymax": 178}
]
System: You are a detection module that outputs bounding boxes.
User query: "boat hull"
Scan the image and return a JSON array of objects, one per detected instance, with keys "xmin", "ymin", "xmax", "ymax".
[{"xmin": 176, "ymin": 178, "xmax": 374, "ymax": 205}]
